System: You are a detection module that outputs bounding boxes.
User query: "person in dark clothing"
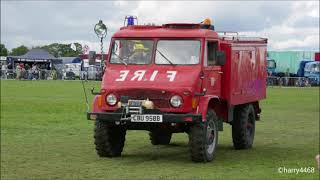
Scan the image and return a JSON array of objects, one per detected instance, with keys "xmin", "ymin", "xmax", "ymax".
[{"xmin": 25, "ymin": 63, "xmax": 30, "ymax": 70}]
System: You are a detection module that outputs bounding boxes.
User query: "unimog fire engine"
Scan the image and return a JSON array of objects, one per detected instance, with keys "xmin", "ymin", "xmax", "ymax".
[{"xmin": 87, "ymin": 19, "xmax": 267, "ymax": 162}]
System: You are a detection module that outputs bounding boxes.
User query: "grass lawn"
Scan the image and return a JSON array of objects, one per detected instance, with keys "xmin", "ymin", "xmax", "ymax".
[{"xmin": 1, "ymin": 80, "xmax": 319, "ymax": 180}]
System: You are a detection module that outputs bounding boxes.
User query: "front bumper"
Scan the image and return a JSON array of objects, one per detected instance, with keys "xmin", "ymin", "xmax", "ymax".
[{"xmin": 87, "ymin": 109, "xmax": 202, "ymax": 123}]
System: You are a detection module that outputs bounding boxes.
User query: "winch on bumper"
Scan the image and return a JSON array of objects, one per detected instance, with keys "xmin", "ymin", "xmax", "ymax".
[{"xmin": 87, "ymin": 99, "xmax": 202, "ymax": 124}]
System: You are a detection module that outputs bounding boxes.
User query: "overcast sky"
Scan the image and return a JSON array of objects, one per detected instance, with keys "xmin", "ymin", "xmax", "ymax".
[{"xmin": 1, "ymin": 1, "xmax": 319, "ymax": 52}]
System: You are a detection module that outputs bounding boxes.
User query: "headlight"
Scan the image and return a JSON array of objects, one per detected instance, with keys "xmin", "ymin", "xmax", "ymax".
[
  {"xmin": 106, "ymin": 94, "xmax": 117, "ymax": 106},
  {"xmin": 170, "ymin": 95, "xmax": 183, "ymax": 108}
]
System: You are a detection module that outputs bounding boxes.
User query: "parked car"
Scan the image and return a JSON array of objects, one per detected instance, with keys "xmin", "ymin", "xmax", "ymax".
[{"xmin": 63, "ymin": 63, "xmax": 81, "ymax": 80}]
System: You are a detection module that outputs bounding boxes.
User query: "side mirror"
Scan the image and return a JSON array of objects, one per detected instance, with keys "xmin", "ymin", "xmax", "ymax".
[{"xmin": 217, "ymin": 51, "xmax": 225, "ymax": 66}]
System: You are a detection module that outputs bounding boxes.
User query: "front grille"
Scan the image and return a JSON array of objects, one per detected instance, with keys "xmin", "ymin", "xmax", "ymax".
[
  {"xmin": 128, "ymin": 100, "xmax": 143, "ymax": 107},
  {"xmin": 116, "ymin": 89, "xmax": 171, "ymax": 108},
  {"xmin": 128, "ymin": 106, "xmax": 142, "ymax": 114}
]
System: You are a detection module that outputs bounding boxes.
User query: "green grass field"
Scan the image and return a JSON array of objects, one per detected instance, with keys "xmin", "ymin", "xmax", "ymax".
[{"xmin": 1, "ymin": 80, "xmax": 319, "ymax": 180}]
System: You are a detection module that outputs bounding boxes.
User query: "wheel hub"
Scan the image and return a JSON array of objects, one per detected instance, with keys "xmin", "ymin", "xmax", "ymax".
[
  {"xmin": 206, "ymin": 122, "xmax": 216, "ymax": 154},
  {"xmin": 245, "ymin": 114, "xmax": 255, "ymax": 140}
]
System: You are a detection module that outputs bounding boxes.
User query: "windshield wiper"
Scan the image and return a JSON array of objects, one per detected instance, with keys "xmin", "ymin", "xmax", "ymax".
[
  {"xmin": 112, "ymin": 52, "xmax": 127, "ymax": 66},
  {"xmin": 156, "ymin": 49, "xmax": 174, "ymax": 65}
]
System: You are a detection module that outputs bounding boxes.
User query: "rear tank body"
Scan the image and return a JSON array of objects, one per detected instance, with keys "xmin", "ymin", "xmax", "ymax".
[{"xmin": 219, "ymin": 36, "xmax": 267, "ymax": 106}]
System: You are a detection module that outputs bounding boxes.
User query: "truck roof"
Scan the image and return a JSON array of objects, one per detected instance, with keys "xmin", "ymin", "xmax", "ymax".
[
  {"xmin": 218, "ymin": 32, "xmax": 267, "ymax": 44},
  {"xmin": 113, "ymin": 23, "xmax": 219, "ymax": 38},
  {"xmin": 113, "ymin": 23, "xmax": 267, "ymax": 45}
]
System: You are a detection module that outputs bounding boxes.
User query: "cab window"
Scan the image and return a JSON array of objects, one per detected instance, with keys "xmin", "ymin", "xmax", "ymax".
[
  {"xmin": 110, "ymin": 39, "xmax": 153, "ymax": 64},
  {"xmin": 207, "ymin": 41, "xmax": 218, "ymax": 66},
  {"xmin": 155, "ymin": 40, "xmax": 200, "ymax": 65}
]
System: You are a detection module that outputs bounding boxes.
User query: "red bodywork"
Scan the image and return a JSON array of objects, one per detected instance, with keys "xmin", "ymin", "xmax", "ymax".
[
  {"xmin": 315, "ymin": 52, "xmax": 320, "ymax": 61},
  {"xmin": 93, "ymin": 24, "xmax": 267, "ymax": 122}
]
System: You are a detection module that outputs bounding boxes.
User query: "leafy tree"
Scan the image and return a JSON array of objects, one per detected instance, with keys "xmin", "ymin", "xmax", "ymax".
[
  {"xmin": 10, "ymin": 45, "xmax": 29, "ymax": 56},
  {"xmin": 0, "ymin": 43, "xmax": 9, "ymax": 56},
  {"xmin": 41, "ymin": 43, "xmax": 83, "ymax": 57}
]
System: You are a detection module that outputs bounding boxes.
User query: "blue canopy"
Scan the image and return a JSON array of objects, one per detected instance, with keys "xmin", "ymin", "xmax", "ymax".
[{"xmin": 7, "ymin": 48, "xmax": 62, "ymax": 63}]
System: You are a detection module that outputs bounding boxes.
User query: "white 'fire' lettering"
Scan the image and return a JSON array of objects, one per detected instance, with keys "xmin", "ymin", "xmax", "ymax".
[
  {"xmin": 131, "ymin": 70, "xmax": 146, "ymax": 81},
  {"xmin": 166, "ymin": 71, "xmax": 177, "ymax": 82},
  {"xmin": 149, "ymin": 70, "xmax": 158, "ymax": 81},
  {"xmin": 116, "ymin": 70, "xmax": 129, "ymax": 81},
  {"xmin": 115, "ymin": 70, "xmax": 177, "ymax": 82}
]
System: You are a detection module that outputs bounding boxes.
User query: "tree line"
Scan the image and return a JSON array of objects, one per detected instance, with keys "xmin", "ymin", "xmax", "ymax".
[{"xmin": 0, "ymin": 43, "xmax": 83, "ymax": 57}]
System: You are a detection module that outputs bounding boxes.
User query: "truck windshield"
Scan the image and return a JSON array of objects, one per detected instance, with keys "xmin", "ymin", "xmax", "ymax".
[
  {"xmin": 305, "ymin": 63, "xmax": 320, "ymax": 72},
  {"xmin": 155, "ymin": 40, "xmax": 200, "ymax": 65},
  {"xmin": 110, "ymin": 40, "xmax": 153, "ymax": 64}
]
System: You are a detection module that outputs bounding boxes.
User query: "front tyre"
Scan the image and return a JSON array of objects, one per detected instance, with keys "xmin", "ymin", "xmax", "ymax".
[
  {"xmin": 94, "ymin": 120, "xmax": 126, "ymax": 157},
  {"xmin": 189, "ymin": 109, "xmax": 218, "ymax": 162},
  {"xmin": 232, "ymin": 104, "xmax": 256, "ymax": 149}
]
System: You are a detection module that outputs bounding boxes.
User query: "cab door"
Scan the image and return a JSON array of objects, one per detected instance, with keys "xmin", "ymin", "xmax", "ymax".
[{"xmin": 202, "ymin": 40, "xmax": 222, "ymax": 96}]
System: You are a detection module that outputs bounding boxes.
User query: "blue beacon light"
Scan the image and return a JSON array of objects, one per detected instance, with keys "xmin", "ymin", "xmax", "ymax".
[{"xmin": 127, "ymin": 16, "xmax": 134, "ymax": 26}]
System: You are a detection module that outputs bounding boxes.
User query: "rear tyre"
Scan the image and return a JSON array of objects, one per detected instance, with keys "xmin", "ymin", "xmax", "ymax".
[
  {"xmin": 94, "ymin": 120, "xmax": 126, "ymax": 157},
  {"xmin": 232, "ymin": 104, "xmax": 255, "ymax": 149},
  {"xmin": 189, "ymin": 109, "xmax": 218, "ymax": 162},
  {"xmin": 149, "ymin": 129, "xmax": 172, "ymax": 145}
]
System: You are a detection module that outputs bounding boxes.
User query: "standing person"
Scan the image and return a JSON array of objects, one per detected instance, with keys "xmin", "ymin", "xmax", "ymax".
[
  {"xmin": 7, "ymin": 62, "xmax": 12, "ymax": 70},
  {"xmin": 285, "ymin": 68, "xmax": 290, "ymax": 86},
  {"xmin": 28, "ymin": 67, "xmax": 33, "ymax": 80},
  {"xmin": 50, "ymin": 67, "xmax": 57, "ymax": 80},
  {"xmin": 25, "ymin": 63, "xmax": 30, "ymax": 79},
  {"xmin": 25, "ymin": 63, "xmax": 30, "ymax": 71},
  {"xmin": 15, "ymin": 63, "xmax": 21, "ymax": 80},
  {"xmin": 6, "ymin": 62, "xmax": 13, "ymax": 79},
  {"xmin": 40, "ymin": 63, "xmax": 47, "ymax": 79},
  {"xmin": 32, "ymin": 64, "xmax": 39, "ymax": 80},
  {"xmin": 20, "ymin": 63, "xmax": 26, "ymax": 79},
  {"xmin": 1, "ymin": 63, "xmax": 7, "ymax": 79}
]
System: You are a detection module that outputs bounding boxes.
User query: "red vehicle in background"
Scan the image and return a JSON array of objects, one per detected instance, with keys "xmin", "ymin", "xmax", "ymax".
[
  {"xmin": 315, "ymin": 52, "xmax": 320, "ymax": 61},
  {"xmin": 87, "ymin": 19, "xmax": 267, "ymax": 162}
]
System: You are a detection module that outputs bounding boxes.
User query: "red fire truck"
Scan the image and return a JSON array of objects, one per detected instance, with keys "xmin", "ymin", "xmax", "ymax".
[{"xmin": 87, "ymin": 20, "xmax": 267, "ymax": 162}]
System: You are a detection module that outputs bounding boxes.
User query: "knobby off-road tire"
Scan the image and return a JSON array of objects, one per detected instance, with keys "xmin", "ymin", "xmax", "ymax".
[
  {"xmin": 149, "ymin": 129, "xmax": 172, "ymax": 145},
  {"xmin": 94, "ymin": 120, "xmax": 126, "ymax": 157},
  {"xmin": 232, "ymin": 103, "xmax": 256, "ymax": 149},
  {"xmin": 189, "ymin": 109, "xmax": 218, "ymax": 162}
]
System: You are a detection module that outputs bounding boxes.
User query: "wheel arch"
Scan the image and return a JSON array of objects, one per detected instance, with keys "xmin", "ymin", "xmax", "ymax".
[
  {"xmin": 198, "ymin": 96, "xmax": 227, "ymax": 130},
  {"xmin": 197, "ymin": 96, "xmax": 218, "ymax": 122}
]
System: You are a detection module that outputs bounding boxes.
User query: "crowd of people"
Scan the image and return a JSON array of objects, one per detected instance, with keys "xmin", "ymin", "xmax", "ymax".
[
  {"xmin": 0, "ymin": 61, "xmax": 102, "ymax": 81},
  {"xmin": 1, "ymin": 62, "xmax": 58, "ymax": 80}
]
